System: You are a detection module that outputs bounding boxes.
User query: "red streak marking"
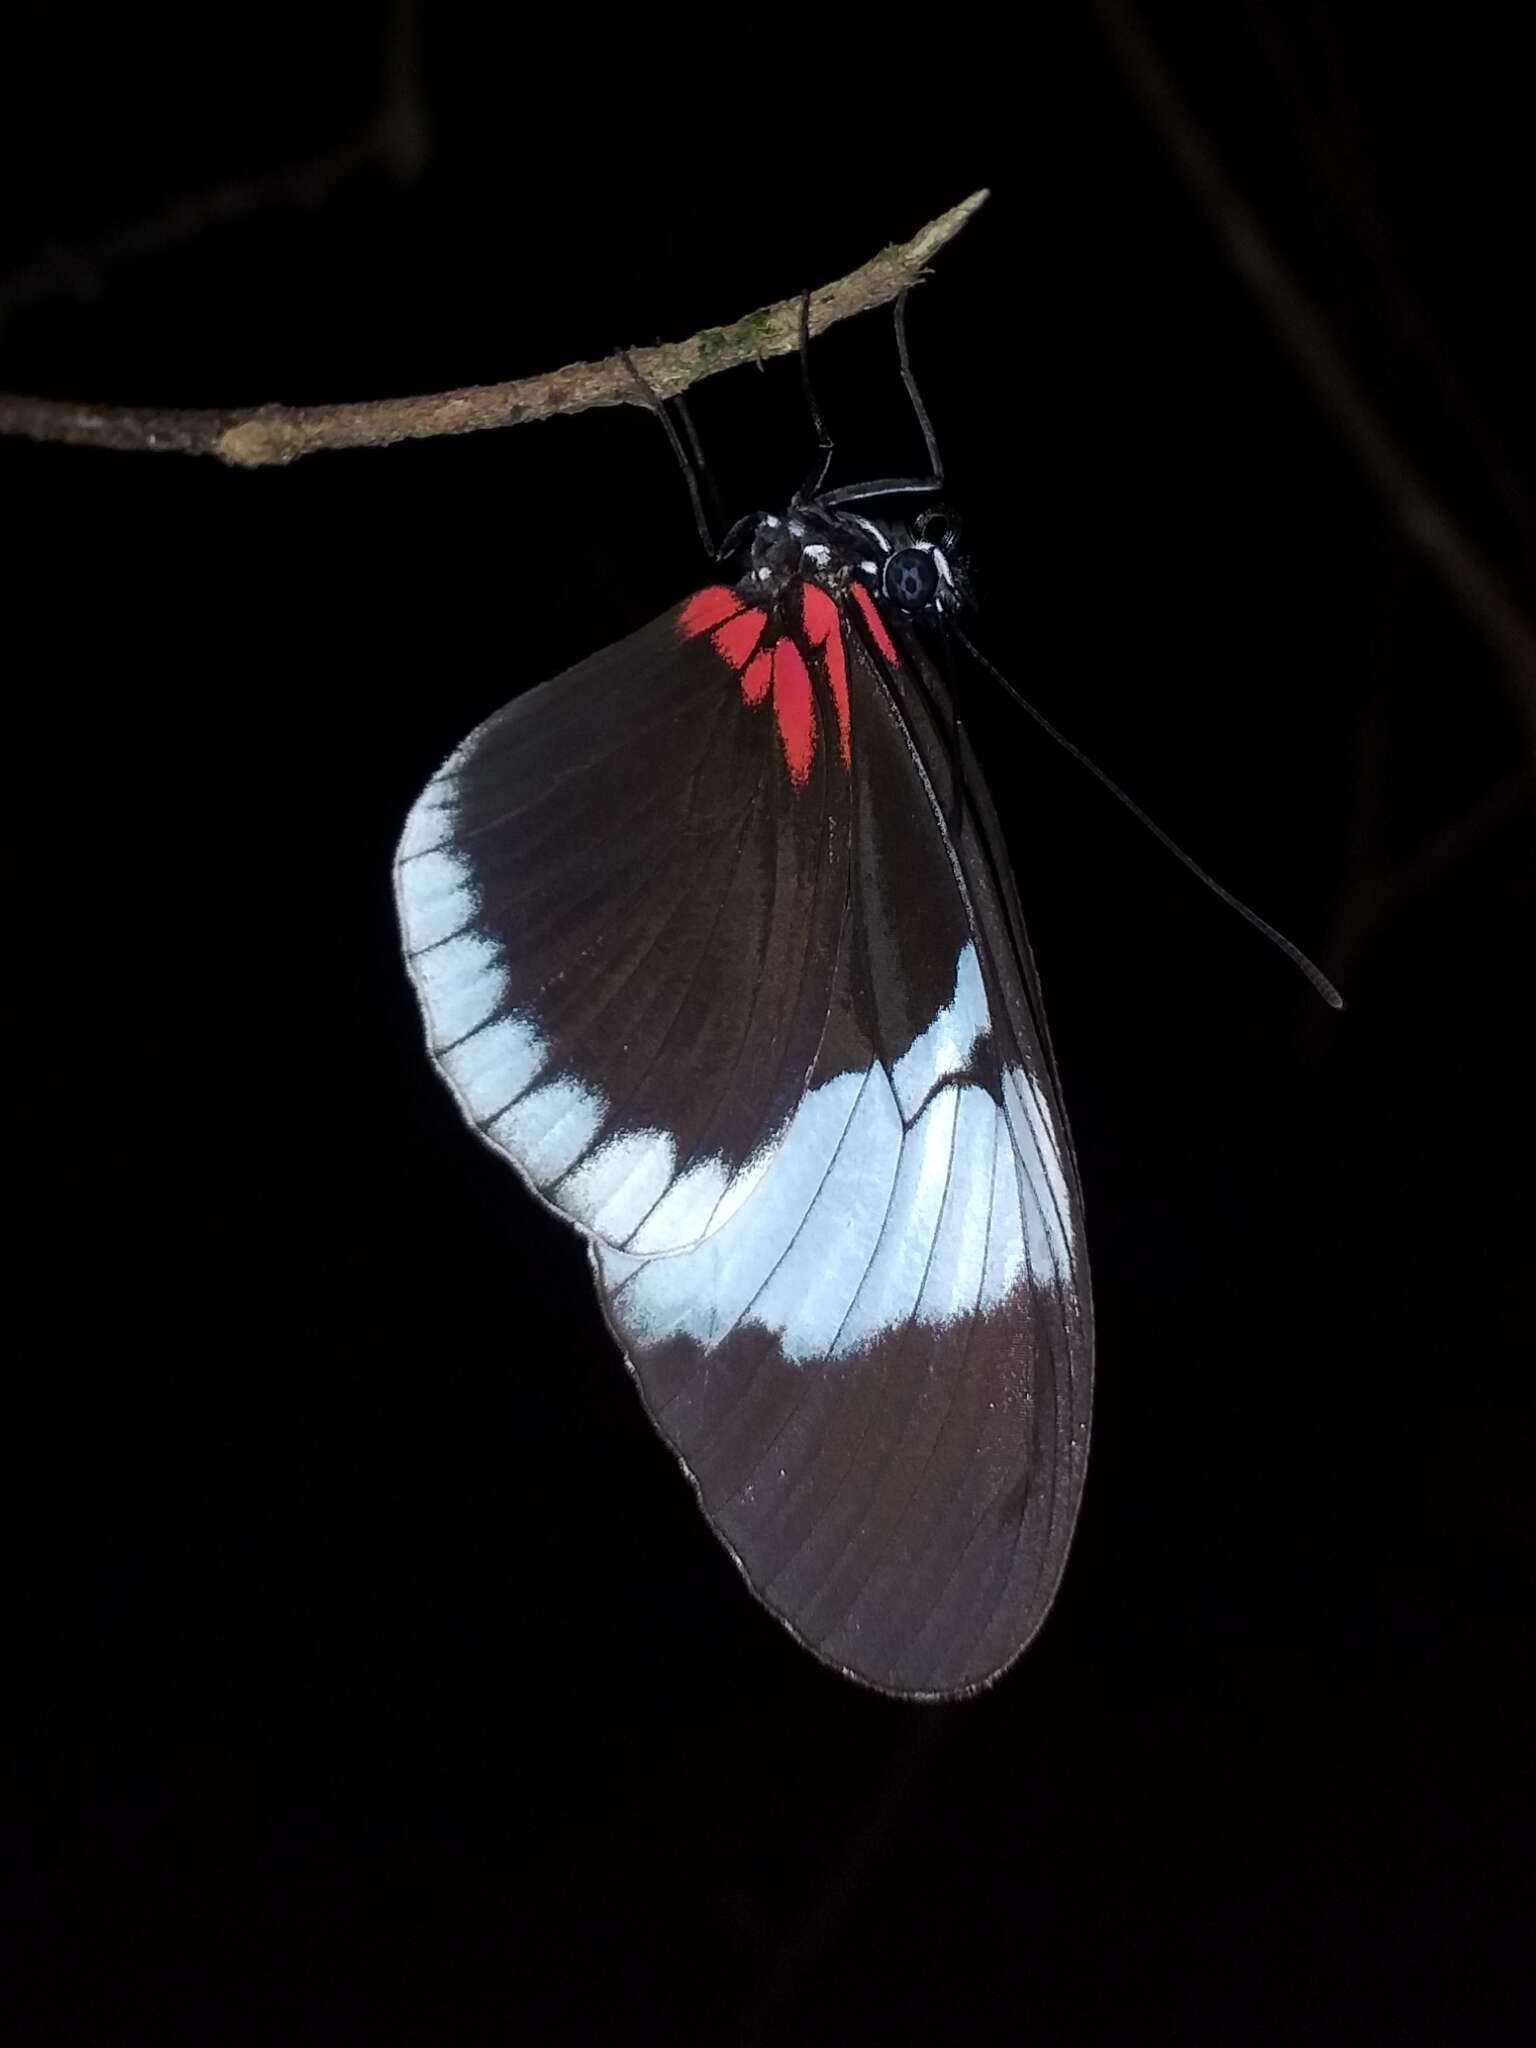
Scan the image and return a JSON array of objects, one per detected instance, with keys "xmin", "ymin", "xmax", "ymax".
[
  {"xmin": 800, "ymin": 583, "xmax": 838, "ymax": 646},
  {"xmin": 740, "ymin": 648, "xmax": 773, "ymax": 705},
  {"xmin": 679, "ymin": 586, "xmax": 742, "ymax": 639},
  {"xmin": 849, "ymin": 580, "xmax": 899, "ymax": 665},
  {"xmin": 801, "ymin": 583, "xmax": 851, "ymax": 767},
  {"xmin": 713, "ymin": 607, "xmax": 767, "ymax": 671},
  {"xmin": 772, "ymin": 640, "xmax": 816, "ymax": 786}
]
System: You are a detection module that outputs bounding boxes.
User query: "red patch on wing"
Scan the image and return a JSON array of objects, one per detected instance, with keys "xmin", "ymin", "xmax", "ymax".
[
  {"xmin": 712, "ymin": 607, "xmax": 767, "ymax": 671},
  {"xmin": 801, "ymin": 583, "xmax": 850, "ymax": 767},
  {"xmin": 771, "ymin": 641, "xmax": 816, "ymax": 786},
  {"xmin": 849, "ymin": 580, "xmax": 899, "ymax": 666},
  {"xmin": 681, "ymin": 579, "xmax": 854, "ymax": 789},
  {"xmin": 740, "ymin": 648, "xmax": 773, "ymax": 706},
  {"xmin": 679, "ymin": 586, "xmax": 744, "ymax": 638}
]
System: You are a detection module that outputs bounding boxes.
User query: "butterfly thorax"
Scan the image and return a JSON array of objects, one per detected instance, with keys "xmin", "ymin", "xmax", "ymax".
[
  {"xmin": 738, "ymin": 508, "xmax": 865, "ymax": 618},
  {"xmin": 737, "ymin": 504, "xmax": 966, "ymax": 630}
]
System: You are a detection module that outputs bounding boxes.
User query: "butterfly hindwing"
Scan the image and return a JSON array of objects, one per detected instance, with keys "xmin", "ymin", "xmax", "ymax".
[{"xmin": 592, "ymin": 595, "xmax": 1090, "ymax": 1697}]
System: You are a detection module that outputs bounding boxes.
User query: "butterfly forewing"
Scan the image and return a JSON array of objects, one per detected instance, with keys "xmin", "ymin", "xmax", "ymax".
[
  {"xmin": 396, "ymin": 602, "xmax": 851, "ymax": 1254},
  {"xmin": 396, "ymin": 541, "xmax": 1091, "ymax": 1698}
]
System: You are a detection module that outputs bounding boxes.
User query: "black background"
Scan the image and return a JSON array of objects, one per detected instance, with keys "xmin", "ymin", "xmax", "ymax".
[{"xmin": 5, "ymin": 4, "xmax": 1532, "ymax": 2042}]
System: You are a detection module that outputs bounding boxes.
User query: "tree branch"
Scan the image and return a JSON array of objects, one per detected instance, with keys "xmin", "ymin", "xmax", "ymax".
[{"xmin": 0, "ymin": 190, "xmax": 988, "ymax": 470}]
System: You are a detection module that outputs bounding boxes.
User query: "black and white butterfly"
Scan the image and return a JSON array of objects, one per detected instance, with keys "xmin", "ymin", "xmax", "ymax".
[{"xmin": 394, "ymin": 349, "xmax": 1092, "ymax": 1700}]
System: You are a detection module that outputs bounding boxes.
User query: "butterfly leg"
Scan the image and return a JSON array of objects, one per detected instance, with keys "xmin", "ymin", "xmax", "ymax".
[
  {"xmin": 793, "ymin": 287, "xmax": 837, "ymax": 504},
  {"xmin": 620, "ymin": 346, "xmax": 722, "ymax": 560},
  {"xmin": 816, "ymin": 290, "xmax": 946, "ymax": 509}
]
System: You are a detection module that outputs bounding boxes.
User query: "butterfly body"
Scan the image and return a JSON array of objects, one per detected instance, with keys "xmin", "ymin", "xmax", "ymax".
[{"xmin": 396, "ymin": 500, "xmax": 1091, "ymax": 1697}]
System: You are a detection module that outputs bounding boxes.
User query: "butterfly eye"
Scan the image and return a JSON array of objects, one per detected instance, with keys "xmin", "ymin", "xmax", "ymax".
[{"xmin": 883, "ymin": 546, "xmax": 940, "ymax": 612}]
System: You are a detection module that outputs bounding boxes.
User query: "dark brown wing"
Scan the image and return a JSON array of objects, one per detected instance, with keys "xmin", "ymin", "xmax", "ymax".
[
  {"xmin": 594, "ymin": 604, "xmax": 1092, "ymax": 1699},
  {"xmin": 395, "ymin": 599, "xmax": 852, "ymax": 1255}
]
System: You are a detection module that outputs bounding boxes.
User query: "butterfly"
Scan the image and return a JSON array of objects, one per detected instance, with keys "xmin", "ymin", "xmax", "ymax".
[{"xmin": 393, "ymin": 324, "xmax": 1092, "ymax": 1699}]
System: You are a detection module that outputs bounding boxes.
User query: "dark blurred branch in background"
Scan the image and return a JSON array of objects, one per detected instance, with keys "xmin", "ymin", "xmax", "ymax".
[
  {"xmin": 1244, "ymin": 0, "xmax": 1536, "ymax": 577},
  {"xmin": 1091, "ymin": 0, "xmax": 1536, "ymax": 752},
  {"xmin": 0, "ymin": 191, "xmax": 987, "ymax": 467},
  {"xmin": 0, "ymin": 0, "xmax": 429, "ymax": 345}
]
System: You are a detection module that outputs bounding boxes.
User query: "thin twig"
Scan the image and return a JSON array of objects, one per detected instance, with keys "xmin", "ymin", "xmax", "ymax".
[
  {"xmin": 1244, "ymin": 0, "xmax": 1536, "ymax": 573},
  {"xmin": 0, "ymin": 0, "xmax": 429, "ymax": 342},
  {"xmin": 1090, "ymin": 0, "xmax": 1536, "ymax": 747},
  {"xmin": 0, "ymin": 191, "xmax": 988, "ymax": 470},
  {"xmin": 734, "ymin": 1714, "xmax": 952, "ymax": 2048},
  {"xmin": 0, "ymin": 138, "xmax": 376, "ymax": 338}
]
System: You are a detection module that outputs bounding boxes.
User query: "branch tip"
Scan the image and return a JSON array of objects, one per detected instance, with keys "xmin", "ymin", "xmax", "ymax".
[{"xmin": 1, "ymin": 191, "xmax": 988, "ymax": 470}]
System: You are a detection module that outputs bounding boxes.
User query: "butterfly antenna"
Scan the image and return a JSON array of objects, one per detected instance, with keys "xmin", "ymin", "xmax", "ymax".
[
  {"xmin": 620, "ymin": 347, "xmax": 718, "ymax": 560},
  {"xmin": 953, "ymin": 623, "xmax": 1345, "ymax": 1009}
]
